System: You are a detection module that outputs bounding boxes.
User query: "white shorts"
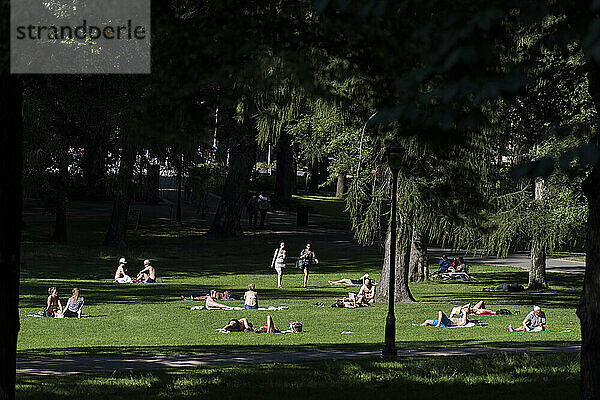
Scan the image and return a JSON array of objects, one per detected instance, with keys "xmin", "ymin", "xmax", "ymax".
[{"xmin": 275, "ymin": 263, "xmax": 285, "ymax": 275}]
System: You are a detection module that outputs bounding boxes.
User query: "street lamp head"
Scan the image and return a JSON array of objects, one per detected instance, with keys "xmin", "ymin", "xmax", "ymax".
[{"xmin": 387, "ymin": 143, "xmax": 405, "ymax": 172}]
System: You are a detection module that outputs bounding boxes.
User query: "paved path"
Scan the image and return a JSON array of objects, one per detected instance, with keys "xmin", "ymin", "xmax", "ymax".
[
  {"xmin": 429, "ymin": 247, "xmax": 585, "ymax": 275},
  {"xmin": 16, "ymin": 346, "xmax": 580, "ymax": 376}
]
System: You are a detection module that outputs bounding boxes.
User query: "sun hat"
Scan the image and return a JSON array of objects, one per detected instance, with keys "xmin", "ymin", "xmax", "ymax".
[
  {"xmin": 119, "ymin": 257, "xmax": 127, "ymax": 264},
  {"xmin": 144, "ymin": 259, "xmax": 151, "ymax": 265},
  {"xmin": 533, "ymin": 305, "xmax": 541, "ymax": 311}
]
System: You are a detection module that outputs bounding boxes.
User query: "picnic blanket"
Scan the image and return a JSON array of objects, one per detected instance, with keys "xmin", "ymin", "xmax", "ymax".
[
  {"xmin": 24, "ymin": 311, "xmax": 98, "ymax": 318},
  {"xmin": 431, "ymin": 271, "xmax": 476, "ymax": 281},
  {"xmin": 183, "ymin": 306, "xmax": 289, "ymax": 311}
]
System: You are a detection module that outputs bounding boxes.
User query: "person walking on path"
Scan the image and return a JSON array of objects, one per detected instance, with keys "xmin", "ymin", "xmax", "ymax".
[
  {"xmin": 271, "ymin": 242, "xmax": 286, "ymax": 288},
  {"xmin": 258, "ymin": 192, "xmax": 270, "ymax": 228},
  {"xmin": 246, "ymin": 193, "xmax": 259, "ymax": 228},
  {"xmin": 299, "ymin": 243, "xmax": 318, "ymax": 288}
]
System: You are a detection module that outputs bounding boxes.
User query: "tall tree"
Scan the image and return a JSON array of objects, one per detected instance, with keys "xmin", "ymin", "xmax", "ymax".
[{"xmin": 0, "ymin": 72, "xmax": 23, "ymax": 400}]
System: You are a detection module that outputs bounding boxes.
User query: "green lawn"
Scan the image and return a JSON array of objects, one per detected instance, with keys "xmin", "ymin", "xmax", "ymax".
[
  {"xmin": 18, "ymin": 219, "xmax": 582, "ymax": 358},
  {"xmin": 16, "ymin": 354, "xmax": 580, "ymax": 399}
]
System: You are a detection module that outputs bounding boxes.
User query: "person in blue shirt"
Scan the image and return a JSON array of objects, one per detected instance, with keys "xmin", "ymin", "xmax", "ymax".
[{"xmin": 438, "ymin": 255, "xmax": 451, "ymax": 272}]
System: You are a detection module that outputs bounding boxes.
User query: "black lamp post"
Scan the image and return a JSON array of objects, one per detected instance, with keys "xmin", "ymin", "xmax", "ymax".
[{"xmin": 382, "ymin": 143, "xmax": 404, "ymax": 356}]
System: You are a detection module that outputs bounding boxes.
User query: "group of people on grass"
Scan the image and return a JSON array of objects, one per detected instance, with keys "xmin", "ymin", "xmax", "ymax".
[
  {"xmin": 114, "ymin": 258, "xmax": 156, "ymax": 284},
  {"xmin": 418, "ymin": 301, "xmax": 547, "ymax": 332},
  {"xmin": 437, "ymin": 255, "xmax": 467, "ymax": 273},
  {"xmin": 41, "ymin": 249, "xmax": 548, "ymax": 334},
  {"xmin": 45, "ymin": 287, "xmax": 85, "ymax": 318},
  {"xmin": 270, "ymin": 242, "xmax": 319, "ymax": 288}
]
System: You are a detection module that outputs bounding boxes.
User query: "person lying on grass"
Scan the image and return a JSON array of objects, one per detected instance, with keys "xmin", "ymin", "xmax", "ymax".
[
  {"xmin": 418, "ymin": 308, "xmax": 469, "ymax": 327},
  {"xmin": 459, "ymin": 301, "xmax": 496, "ymax": 315},
  {"xmin": 63, "ymin": 288, "xmax": 84, "ymax": 318},
  {"xmin": 219, "ymin": 318, "xmax": 254, "ymax": 332},
  {"xmin": 181, "ymin": 290, "xmax": 232, "ymax": 301},
  {"xmin": 333, "ymin": 293, "xmax": 369, "ymax": 308},
  {"xmin": 206, "ymin": 290, "xmax": 233, "ymax": 310},
  {"xmin": 218, "ymin": 315, "xmax": 280, "ymax": 333},
  {"xmin": 328, "ymin": 273, "xmax": 370, "ymax": 286},
  {"xmin": 509, "ymin": 306, "xmax": 546, "ymax": 332},
  {"xmin": 45, "ymin": 286, "xmax": 63, "ymax": 317}
]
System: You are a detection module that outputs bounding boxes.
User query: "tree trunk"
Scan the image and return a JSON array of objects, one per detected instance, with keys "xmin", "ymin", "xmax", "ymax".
[
  {"xmin": 528, "ymin": 175, "xmax": 548, "ymax": 291},
  {"xmin": 579, "ymin": 162, "xmax": 600, "ymax": 399},
  {"xmin": 274, "ymin": 131, "xmax": 296, "ymax": 202},
  {"xmin": 50, "ymin": 146, "xmax": 68, "ymax": 242},
  {"xmin": 104, "ymin": 137, "xmax": 136, "ymax": 248},
  {"xmin": 375, "ymin": 221, "xmax": 415, "ymax": 303},
  {"xmin": 409, "ymin": 229, "xmax": 429, "ymax": 282},
  {"xmin": 335, "ymin": 173, "xmax": 346, "ymax": 199},
  {"xmin": 306, "ymin": 161, "xmax": 320, "ymax": 193},
  {"xmin": 80, "ymin": 128, "xmax": 107, "ymax": 198},
  {"xmin": 0, "ymin": 72, "xmax": 23, "ymax": 400},
  {"xmin": 146, "ymin": 164, "xmax": 160, "ymax": 204},
  {"xmin": 574, "ymin": 3, "xmax": 600, "ymax": 394},
  {"xmin": 175, "ymin": 153, "xmax": 182, "ymax": 224},
  {"xmin": 529, "ymin": 240, "xmax": 548, "ymax": 290},
  {"xmin": 208, "ymin": 134, "xmax": 257, "ymax": 237}
]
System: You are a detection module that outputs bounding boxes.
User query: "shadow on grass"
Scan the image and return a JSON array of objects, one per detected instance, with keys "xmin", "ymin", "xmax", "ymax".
[
  {"xmin": 17, "ymin": 339, "xmax": 582, "ymax": 359},
  {"xmin": 16, "ymin": 353, "xmax": 580, "ymax": 400}
]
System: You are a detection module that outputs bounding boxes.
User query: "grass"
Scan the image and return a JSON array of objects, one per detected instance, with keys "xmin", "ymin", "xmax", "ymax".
[
  {"xmin": 16, "ymin": 353, "xmax": 580, "ymax": 399},
  {"xmin": 18, "ymin": 216, "xmax": 582, "ymax": 358}
]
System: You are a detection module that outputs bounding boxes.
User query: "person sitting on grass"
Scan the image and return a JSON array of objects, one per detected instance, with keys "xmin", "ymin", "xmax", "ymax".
[
  {"xmin": 460, "ymin": 300, "xmax": 496, "ymax": 315},
  {"xmin": 244, "ymin": 283, "xmax": 258, "ymax": 309},
  {"xmin": 136, "ymin": 259, "xmax": 156, "ymax": 283},
  {"xmin": 63, "ymin": 288, "xmax": 84, "ymax": 318},
  {"xmin": 181, "ymin": 290, "xmax": 232, "ymax": 301},
  {"xmin": 356, "ymin": 279, "xmax": 376, "ymax": 304},
  {"xmin": 114, "ymin": 258, "xmax": 132, "ymax": 283},
  {"xmin": 437, "ymin": 255, "xmax": 451, "ymax": 273},
  {"xmin": 45, "ymin": 287, "xmax": 63, "ymax": 317},
  {"xmin": 418, "ymin": 308, "xmax": 469, "ymax": 327},
  {"xmin": 509, "ymin": 306, "xmax": 546, "ymax": 332},
  {"xmin": 328, "ymin": 273, "xmax": 370, "ymax": 285},
  {"xmin": 218, "ymin": 318, "xmax": 254, "ymax": 333},
  {"xmin": 206, "ymin": 290, "xmax": 233, "ymax": 310}
]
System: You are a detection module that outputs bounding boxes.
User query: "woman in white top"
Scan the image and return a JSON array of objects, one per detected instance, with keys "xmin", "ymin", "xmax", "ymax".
[
  {"xmin": 114, "ymin": 258, "xmax": 132, "ymax": 283},
  {"xmin": 63, "ymin": 288, "xmax": 85, "ymax": 318},
  {"xmin": 271, "ymin": 242, "xmax": 286, "ymax": 288}
]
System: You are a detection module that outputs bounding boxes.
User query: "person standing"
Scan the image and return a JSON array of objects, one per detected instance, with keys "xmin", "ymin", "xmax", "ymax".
[
  {"xmin": 246, "ymin": 193, "xmax": 259, "ymax": 228},
  {"xmin": 299, "ymin": 243, "xmax": 318, "ymax": 288},
  {"xmin": 258, "ymin": 192, "xmax": 270, "ymax": 228},
  {"xmin": 271, "ymin": 242, "xmax": 286, "ymax": 288}
]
